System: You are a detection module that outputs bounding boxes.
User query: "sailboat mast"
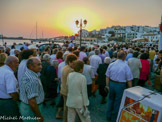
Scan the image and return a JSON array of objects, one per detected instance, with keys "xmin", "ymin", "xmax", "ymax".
[
  {"xmin": 36, "ymin": 22, "xmax": 37, "ymax": 40},
  {"xmin": 1, "ymin": 34, "xmax": 4, "ymax": 45}
]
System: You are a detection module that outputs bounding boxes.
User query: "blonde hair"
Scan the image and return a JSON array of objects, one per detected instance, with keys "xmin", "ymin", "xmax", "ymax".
[{"xmin": 0, "ymin": 53, "xmax": 8, "ymax": 67}]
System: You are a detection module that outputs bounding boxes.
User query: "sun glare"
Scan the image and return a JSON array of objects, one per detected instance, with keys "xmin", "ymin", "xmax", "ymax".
[{"xmin": 51, "ymin": 6, "xmax": 103, "ymax": 36}]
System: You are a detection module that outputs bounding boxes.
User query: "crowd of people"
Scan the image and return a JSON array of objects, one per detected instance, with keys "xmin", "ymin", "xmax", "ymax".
[{"xmin": 0, "ymin": 41, "xmax": 162, "ymax": 122}]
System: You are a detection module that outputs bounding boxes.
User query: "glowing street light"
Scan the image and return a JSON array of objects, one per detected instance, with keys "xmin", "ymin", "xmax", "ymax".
[{"xmin": 75, "ymin": 19, "xmax": 87, "ymax": 47}]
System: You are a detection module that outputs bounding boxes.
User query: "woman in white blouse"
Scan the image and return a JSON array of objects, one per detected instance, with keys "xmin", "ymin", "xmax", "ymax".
[{"xmin": 66, "ymin": 60, "xmax": 91, "ymax": 122}]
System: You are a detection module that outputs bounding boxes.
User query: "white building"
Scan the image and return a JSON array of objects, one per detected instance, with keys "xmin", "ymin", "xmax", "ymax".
[
  {"xmin": 142, "ymin": 34, "xmax": 160, "ymax": 42},
  {"xmin": 99, "ymin": 29, "xmax": 107, "ymax": 35},
  {"xmin": 91, "ymin": 30, "xmax": 99, "ymax": 35},
  {"xmin": 78, "ymin": 29, "xmax": 89, "ymax": 37}
]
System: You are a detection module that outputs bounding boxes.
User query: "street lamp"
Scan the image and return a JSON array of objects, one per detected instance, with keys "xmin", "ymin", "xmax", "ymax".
[{"xmin": 75, "ymin": 19, "xmax": 87, "ymax": 47}]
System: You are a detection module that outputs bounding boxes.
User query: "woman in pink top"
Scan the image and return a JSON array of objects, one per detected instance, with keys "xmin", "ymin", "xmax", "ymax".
[
  {"xmin": 54, "ymin": 51, "xmax": 63, "ymax": 74},
  {"xmin": 138, "ymin": 53, "xmax": 150, "ymax": 86}
]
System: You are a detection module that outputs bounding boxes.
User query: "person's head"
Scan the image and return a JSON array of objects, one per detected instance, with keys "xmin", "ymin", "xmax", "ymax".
[
  {"xmin": 43, "ymin": 54, "xmax": 51, "ymax": 63},
  {"xmin": 56, "ymin": 51, "xmax": 63, "ymax": 59},
  {"xmin": 73, "ymin": 50, "xmax": 80, "ymax": 58},
  {"xmin": 112, "ymin": 52, "xmax": 117, "ymax": 58},
  {"xmin": 140, "ymin": 53, "xmax": 149, "ymax": 60},
  {"xmin": 100, "ymin": 48, "xmax": 103, "ymax": 54},
  {"xmin": 27, "ymin": 57, "xmax": 42, "ymax": 73},
  {"xmin": 73, "ymin": 60, "xmax": 84, "ymax": 73},
  {"xmin": 155, "ymin": 58, "xmax": 160, "ymax": 64},
  {"xmin": 30, "ymin": 49, "xmax": 38, "ymax": 57},
  {"xmin": 63, "ymin": 52, "xmax": 70, "ymax": 61},
  {"xmin": 5, "ymin": 47, "xmax": 10, "ymax": 53},
  {"xmin": 117, "ymin": 51, "xmax": 126, "ymax": 61},
  {"xmin": 83, "ymin": 57, "xmax": 89, "ymax": 64},
  {"xmin": 0, "ymin": 53, "xmax": 8, "ymax": 67},
  {"xmin": 44, "ymin": 46, "xmax": 51, "ymax": 54},
  {"xmin": 11, "ymin": 45, "xmax": 15, "ymax": 49},
  {"xmin": 14, "ymin": 50, "xmax": 20, "ymax": 58},
  {"xmin": 51, "ymin": 60, "xmax": 59, "ymax": 68},
  {"xmin": 128, "ymin": 48, "xmax": 133, "ymax": 53},
  {"xmin": 68, "ymin": 47, "xmax": 73, "ymax": 52},
  {"xmin": 20, "ymin": 49, "xmax": 34, "ymax": 60},
  {"xmin": 94, "ymin": 49, "xmax": 100, "ymax": 55},
  {"xmin": 73, "ymin": 46, "xmax": 77, "ymax": 51},
  {"xmin": 5, "ymin": 56, "xmax": 19, "ymax": 71},
  {"xmin": 104, "ymin": 57, "xmax": 111, "ymax": 64},
  {"xmin": 20, "ymin": 47, "xmax": 25, "ymax": 51},
  {"xmin": 80, "ymin": 46, "xmax": 86, "ymax": 52},
  {"xmin": 66, "ymin": 54, "xmax": 77, "ymax": 68},
  {"xmin": 133, "ymin": 52, "xmax": 139, "ymax": 58},
  {"xmin": 0, "ymin": 46, "xmax": 5, "ymax": 53},
  {"xmin": 52, "ymin": 49, "xmax": 58, "ymax": 54}
]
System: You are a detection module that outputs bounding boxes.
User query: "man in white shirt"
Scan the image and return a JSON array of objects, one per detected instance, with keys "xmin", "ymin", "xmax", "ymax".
[
  {"xmin": 82, "ymin": 57, "xmax": 95, "ymax": 97},
  {"xmin": 105, "ymin": 51, "xmax": 133, "ymax": 122},
  {"xmin": 128, "ymin": 52, "xmax": 142, "ymax": 86},
  {"xmin": 89, "ymin": 49, "xmax": 102, "ymax": 96},
  {"xmin": 0, "ymin": 56, "xmax": 21, "ymax": 121},
  {"xmin": 90, "ymin": 49, "xmax": 102, "ymax": 75}
]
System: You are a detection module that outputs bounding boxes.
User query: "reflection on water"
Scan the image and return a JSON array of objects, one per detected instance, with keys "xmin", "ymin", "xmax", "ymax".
[{"xmin": 0, "ymin": 39, "xmax": 31, "ymax": 46}]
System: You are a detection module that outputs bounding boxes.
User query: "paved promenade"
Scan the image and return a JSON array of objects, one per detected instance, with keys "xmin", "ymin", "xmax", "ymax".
[
  {"xmin": 41, "ymin": 92, "xmax": 108, "ymax": 122},
  {"xmin": 41, "ymin": 73, "xmax": 161, "ymax": 122}
]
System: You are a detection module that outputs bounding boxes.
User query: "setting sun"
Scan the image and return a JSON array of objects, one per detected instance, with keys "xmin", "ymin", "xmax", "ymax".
[
  {"xmin": 0, "ymin": 0, "xmax": 161, "ymax": 38},
  {"xmin": 51, "ymin": 6, "xmax": 103, "ymax": 35}
]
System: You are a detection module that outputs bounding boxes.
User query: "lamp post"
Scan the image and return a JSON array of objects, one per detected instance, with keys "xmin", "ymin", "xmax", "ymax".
[{"xmin": 75, "ymin": 19, "xmax": 87, "ymax": 47}]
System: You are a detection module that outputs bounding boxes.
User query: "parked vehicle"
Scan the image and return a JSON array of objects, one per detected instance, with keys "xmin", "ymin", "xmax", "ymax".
[{"xmin": 28, "ymin": 43, "xmax": 61, "ymax": 53}]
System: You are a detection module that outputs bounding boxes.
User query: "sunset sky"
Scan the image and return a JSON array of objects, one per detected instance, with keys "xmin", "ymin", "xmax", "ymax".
[{"xmin": 0, "ymin": 0, "xmax": 162, "ymax": 38}]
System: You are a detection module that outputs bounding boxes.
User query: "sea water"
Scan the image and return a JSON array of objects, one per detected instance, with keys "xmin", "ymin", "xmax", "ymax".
[{"xmin": 0, "ymin": 39, "xmax": 31, "ymax": 46}]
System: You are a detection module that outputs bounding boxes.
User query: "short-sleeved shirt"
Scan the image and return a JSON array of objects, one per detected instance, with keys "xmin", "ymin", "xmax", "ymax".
[
  {"xmin": 106, "ymin": 59, "xmax": 133, "ymax": 82},
  {"xmin": 90, "ymin": 55, "xmax": 102, "ymax": 75},
  {"xmin": 20, "ymin": 69, "xmax": 44, "ymax": 104},
  {"xmin": 0, "ymin": 65, "xmax": 18, "ymax": 98},
  {"xmin": 82, "ymin": 64, "xmax": 95, "ymax": 85},
  {"xmin": 128, "ymin": 58, "xmax": 142, "ymax": 79},
  {"xmin": 79, "ymin": 51, "xmax": 87, "ymax": 61}
]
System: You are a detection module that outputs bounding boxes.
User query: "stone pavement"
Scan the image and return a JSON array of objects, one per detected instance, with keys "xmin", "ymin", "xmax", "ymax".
[
  {"xmin": 41, "ymin": 92, "xmax": 108, "ymax": 122},
  {"xmin": 41, "ymin": 73, "xmax": 162, "ymax": 122}
]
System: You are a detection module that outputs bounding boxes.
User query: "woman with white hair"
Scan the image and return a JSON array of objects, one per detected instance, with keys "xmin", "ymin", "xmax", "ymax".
[{"xmin": 96, "ymin": 57, "xmax": 111, "ymax": 104}]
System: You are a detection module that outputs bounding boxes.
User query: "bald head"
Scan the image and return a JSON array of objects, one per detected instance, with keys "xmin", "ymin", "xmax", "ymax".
[
  {"xmin": 117, "ymin": 51, "xmax": 126, "ymax": 60},
  {"xmin": 5, "ymin": 56, "xmax": 19, "ymax": 71},
  {"xmin": 5, "ymin": 56, "xmax": 18, "ymax": 65},
  {"xmin": 27, "ymin": 57, "xmax": 42, "ymax": 73}
]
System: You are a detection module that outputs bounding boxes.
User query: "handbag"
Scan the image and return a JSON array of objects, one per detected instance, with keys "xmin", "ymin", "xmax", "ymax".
[{"xmin": 80, "ymin": 107, "xmax": 90, "ymax": 117}]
